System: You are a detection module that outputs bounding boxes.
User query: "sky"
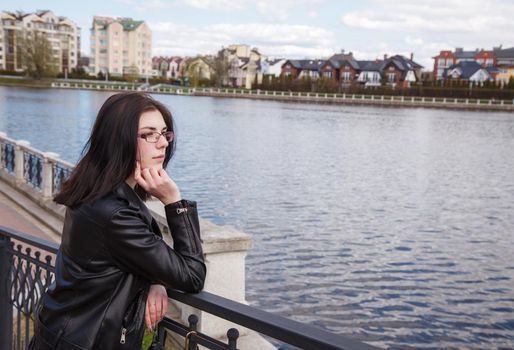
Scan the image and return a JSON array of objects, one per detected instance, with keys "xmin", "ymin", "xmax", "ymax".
[{"xmin": 3, "ymin": 0, "xmax": 514, "ymax": 70}]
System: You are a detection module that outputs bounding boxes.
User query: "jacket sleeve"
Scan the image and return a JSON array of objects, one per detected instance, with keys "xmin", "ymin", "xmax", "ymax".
[{"xmin": 104, "ymin": 199, "xmax": 206, "ymax": 293}]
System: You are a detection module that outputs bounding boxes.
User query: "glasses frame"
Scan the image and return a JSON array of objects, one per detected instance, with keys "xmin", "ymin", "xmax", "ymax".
[{"xmin": 138, "ymin": 131, "xmax": 174, "ymax": 143}]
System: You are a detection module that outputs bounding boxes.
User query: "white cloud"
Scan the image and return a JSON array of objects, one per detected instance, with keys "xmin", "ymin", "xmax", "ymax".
[
  {"xmin": 308, "ymin": 11, "xmax": 318, "ymax": 18},
  {"xmin": 405, "ymin": 36, "xmax": 423, "ymax": 46},
  {"xmin": 181, "ymin": 0, "xmax": 245, "ymax": 10},
  {"xmin": 339, "ymin": 0, "xmax": 514, "ymax": 71},
  {"xmin": 151, "ymin": 22, "xmax": 337, "ymax": 58},
  {"xmin": 341, "ymin": 0, "xmax": 514, "ymax": 36}
]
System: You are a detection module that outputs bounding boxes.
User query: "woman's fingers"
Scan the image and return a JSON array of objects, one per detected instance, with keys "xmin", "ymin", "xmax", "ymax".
[
  {"xmin": 145, "ymin": 299, "xmax": 152, "ymax": 331},
  {"xmin": 134, "ymin": 161, "xmax": 149, "ymax": 189},
  {"xmin": 135, "ymin": 166, "xmax": 179, "ymax": 204},
  {"xmin": 146, "ymin": 285, "xmax": 168, "ymax": 330}
]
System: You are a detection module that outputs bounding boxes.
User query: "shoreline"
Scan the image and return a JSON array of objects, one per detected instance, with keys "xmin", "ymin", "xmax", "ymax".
[{"xmin": 1, "ymin": 78, "xmax": 513, "ymax": 112}]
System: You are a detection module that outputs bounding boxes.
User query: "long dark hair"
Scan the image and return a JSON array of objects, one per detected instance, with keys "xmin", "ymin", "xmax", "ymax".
[{"xmin": 55, "ymin": 92, "xmax": 175, "ymax": 207}]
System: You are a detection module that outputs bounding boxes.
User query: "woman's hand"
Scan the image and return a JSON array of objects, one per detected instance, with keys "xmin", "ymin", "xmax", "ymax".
[
  {"xmin": 145, "ymin": 284, "xmax": 169, "ymax": 331},
  {"xmin": 134, "ymin": 161, "xmax": 181, "ymax": 205}
]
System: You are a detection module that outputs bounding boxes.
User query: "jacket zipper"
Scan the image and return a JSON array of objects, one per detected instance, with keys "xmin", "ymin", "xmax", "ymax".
[
  {"xmin": 176, "ymin": 207, "xmax": 188, "ymax": 214},
  {"xmin": 176, "ymin": 203, "xmax": 199, "ymax": 252},
  {"xmin": 120, "ymin": 327, "xmax": 127, "ymax": 344}
]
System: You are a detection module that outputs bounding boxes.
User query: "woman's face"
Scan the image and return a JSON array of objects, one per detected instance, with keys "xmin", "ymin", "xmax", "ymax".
[{"xmin": 136, "ymin": 109, "xmax": 170, "ymax": 170}]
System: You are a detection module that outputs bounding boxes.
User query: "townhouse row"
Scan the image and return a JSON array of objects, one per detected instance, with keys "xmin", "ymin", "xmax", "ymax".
[
  {"xmin": 433, "ymin": 46, "xmax": 514, "ymax": 84},
  {"xmin": 156, "ymin": 45, "xmax": 514, "ymax": 89},
  {"xmin": 153, "ymin": 47, "xmax": 423, "ymax": 89}
]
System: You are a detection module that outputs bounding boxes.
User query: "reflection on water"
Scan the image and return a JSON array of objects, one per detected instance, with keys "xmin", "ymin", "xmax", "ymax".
[{"xmin": 1, "ymin": 86, "xmax": 514, "ymax": 349}]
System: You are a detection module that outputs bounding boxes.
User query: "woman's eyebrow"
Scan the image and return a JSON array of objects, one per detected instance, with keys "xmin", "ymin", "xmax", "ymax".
[{"xmin": 139, "ymin": 126, "xmax": 167, "ymax": 131}]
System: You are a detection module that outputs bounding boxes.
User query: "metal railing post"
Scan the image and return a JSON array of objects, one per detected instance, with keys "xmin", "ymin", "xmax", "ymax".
[{"xmin": 0, "ymin": 235, "xmax": 13, "ymax": 350}]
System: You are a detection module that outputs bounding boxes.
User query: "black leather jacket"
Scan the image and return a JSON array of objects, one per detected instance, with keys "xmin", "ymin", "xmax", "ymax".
[{"xmin": 30, "ymin": 182, "xmax": 206, "ymax": 349}]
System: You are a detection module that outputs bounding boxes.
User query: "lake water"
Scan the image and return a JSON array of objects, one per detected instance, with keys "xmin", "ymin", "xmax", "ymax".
[{"xmin": 1, "ymin": 86, "xmax": 513, "ymax": 349}]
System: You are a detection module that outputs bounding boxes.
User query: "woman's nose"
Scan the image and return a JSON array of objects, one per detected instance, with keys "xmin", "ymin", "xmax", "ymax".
[{"xmin": 156, "ymin": 134, "xmax": 169, "ymax": 148}]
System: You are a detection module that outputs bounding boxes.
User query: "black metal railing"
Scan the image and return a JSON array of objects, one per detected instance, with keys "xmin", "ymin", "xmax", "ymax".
[
  {"xmin": 23, "ymin": 152, "xmax": 43, "ymax": 190},
  {"xmin": 52, "ymin": 163, "xmax": 71, "ymax": 195},
  {"xmin": 0, "ymin": 226, "xmax": 381, "ymax": 350},
  {"xmin": 1, "ymin": 141, "xmax": 15, "ymax": 174}
]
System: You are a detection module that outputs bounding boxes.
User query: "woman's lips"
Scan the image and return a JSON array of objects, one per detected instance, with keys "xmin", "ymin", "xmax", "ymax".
[{"xmin": 153, "ymin": 155, "xmax": 165, "ymax": 160}]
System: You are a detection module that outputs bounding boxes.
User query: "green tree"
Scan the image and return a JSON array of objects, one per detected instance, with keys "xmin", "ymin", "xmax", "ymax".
[
  {"xmin": 186, "ymin": 61, "xmax": 202, "ymax": 87},
  {"xmin": 314, "ymin": 77, "xmax": 339, "ymax": 93},
  {"xmin": 508, "ymin": 76, "xmax": 514, "ymax": 89},
  {"xmin": 18, "ymin": 30, "xmax": 59, "ymax": 78},
  {"xmin": 123, "ymin": 65, "xmax": 139, "ymax": 82},
  {"xmin": 211, "ymin": 50, "xmax": 230, "ymax": 88}
]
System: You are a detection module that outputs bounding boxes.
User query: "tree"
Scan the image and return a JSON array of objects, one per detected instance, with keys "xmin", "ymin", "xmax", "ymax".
[
  {"xmin": 211, "ymin": 50, "xmax": 230, "ymax": 87},
  {"xmin": 18, "ymin": 30, "xmax": 59, "ymax": 78},
  {"xmin": 123, "ymin": 65, "xmax": 139, "ymax": 82}
]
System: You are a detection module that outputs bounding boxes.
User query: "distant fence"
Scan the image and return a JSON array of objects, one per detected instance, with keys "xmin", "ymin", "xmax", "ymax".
[{"xmin": 51, "ymin": 81, "xmax": 514, "ymax": 112}]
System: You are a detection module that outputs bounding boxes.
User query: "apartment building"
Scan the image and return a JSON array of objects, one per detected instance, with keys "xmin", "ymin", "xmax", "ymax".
[
  {"xmin": 0, "ymin": 10, "xmax": 80, "ymax": 72},
  {"xmin": 90, "ymin": 16, "xmax": 151, "ymax": 77}
]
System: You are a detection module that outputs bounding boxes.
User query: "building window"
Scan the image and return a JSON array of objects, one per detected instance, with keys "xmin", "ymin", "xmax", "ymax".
[
  {"xmin": 342, "ymin": 71, "xmax": 351, "ymax": 81},
  {"xmin": 387, "ymin": 73, "xmax": 395, "ymax": 82},
  {"xmin": 323, "ymin": 71, "xmax": 332, "ymax": 78}
]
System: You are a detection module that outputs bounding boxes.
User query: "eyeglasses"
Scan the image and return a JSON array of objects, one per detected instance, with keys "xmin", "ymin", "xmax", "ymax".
[{"xmin": 138, "ymin": 131, "xmax": 174, "ymax": 143}]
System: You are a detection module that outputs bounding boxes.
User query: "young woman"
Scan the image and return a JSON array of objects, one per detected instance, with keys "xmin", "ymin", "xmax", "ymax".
[{"xmin": 30, "ymin": 92, "xmax": 206, "ymax": 349}]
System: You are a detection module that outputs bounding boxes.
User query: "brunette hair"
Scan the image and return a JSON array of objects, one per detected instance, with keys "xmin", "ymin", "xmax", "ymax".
[{"xmin": 54, "ymin": 92, "xmax": 175, "ymax": 207}]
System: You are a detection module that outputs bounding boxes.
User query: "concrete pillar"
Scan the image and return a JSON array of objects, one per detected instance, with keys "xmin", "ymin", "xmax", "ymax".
[
  {"xmin": 15, "ymin": 140, "xmax": 30, "ymax": 183},
  {"xmin": 42, "ymin": 152, "xmax": 60, "ymax": 199}
]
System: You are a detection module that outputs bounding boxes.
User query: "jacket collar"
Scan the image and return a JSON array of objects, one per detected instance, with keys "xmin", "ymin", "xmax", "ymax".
[
  {"xmin": 115, "ymin": 182, "xmax": 151, "ymax": 214},
  {"xmin": 115, "ymin": 182, "xmax": 161, "ymax": 236}
]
